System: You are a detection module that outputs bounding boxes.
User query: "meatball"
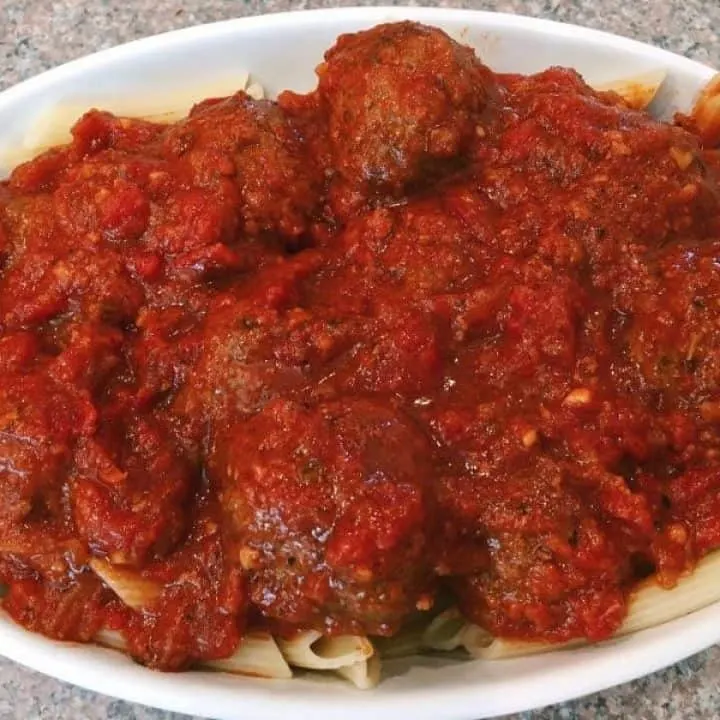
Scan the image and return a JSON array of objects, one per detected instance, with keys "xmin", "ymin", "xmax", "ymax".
[
  {"xmin": 318, "ymin": 21, "xmax": 496, "ymax": 196},
  {"xmin": 174, "ymin": 241, "xmax": 448, "ymax": 443},
  {"xmin": 435, "ymin": 433, "xmax": 642, "ymax": 642},
  {"xmin": 71, "ymin": 415, "xmax": 193, "ymax": 566},
  {"xmin": 177, "ymin": 295, "xmax": 446, "ymax": 440},
  {"xmin": 0, "ymin": 194, "xmax": 143, "ymax": 329},
  {"xmin": 0, "ymin": 373, "xmax": 96, "ymax": 528},
  {"xmin": 171, "ymin": 253, "xmax": 334, "ymax": 434},
  {"xmin": 315, "ymin": 193, "xmax": 495, "ymax": 311},
  {"xmin": 214, "ymin": 398, "xmax": 437, "ymax": 635},
  {"xmin": 163, "ymin": 93, "xmax": 322, "ymax": 240},
  {"xmin": 621, "ymin": 240, "xmax": 720, "ymax": 406}
]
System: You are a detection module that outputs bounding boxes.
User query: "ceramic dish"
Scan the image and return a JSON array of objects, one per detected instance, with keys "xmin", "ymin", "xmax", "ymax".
[{"xmin": 0, "ymin": 7, "xmax": 717, "ymax": 719}]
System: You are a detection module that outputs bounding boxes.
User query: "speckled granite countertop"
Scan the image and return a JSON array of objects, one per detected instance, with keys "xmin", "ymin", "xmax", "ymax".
[{"xmin": 1, "ymin": 1, "xmax": 720, "ymax": 719}]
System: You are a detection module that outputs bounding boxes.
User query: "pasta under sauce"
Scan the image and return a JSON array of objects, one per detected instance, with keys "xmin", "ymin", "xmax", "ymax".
[{"xmin": 1, "ymin": 21, "xmax": 720, "ymax": 670}]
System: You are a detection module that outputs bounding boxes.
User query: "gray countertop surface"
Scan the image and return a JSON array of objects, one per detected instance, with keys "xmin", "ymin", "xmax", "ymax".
[{"xmin": 1, "ymin": 1, "xmax": 720, "ymax": 718}]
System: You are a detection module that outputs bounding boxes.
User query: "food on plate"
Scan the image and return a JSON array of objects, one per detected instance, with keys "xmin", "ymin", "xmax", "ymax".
[{"xmin": 2, "ymin": 20, "xmax": 720, "ymax": 688}]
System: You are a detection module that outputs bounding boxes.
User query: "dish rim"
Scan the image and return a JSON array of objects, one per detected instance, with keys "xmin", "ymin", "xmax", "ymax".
[{"xmin": 0, "ymin": 5, "xmax": 716, "ymax": 111}]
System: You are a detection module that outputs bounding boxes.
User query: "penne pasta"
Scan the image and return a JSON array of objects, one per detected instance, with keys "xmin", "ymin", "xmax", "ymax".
[
  {"xmin": 245, "ymin": 82, "xmax": 265, "ymax": 101},
  {"xmin": 691, "ymin": 73, "xmax": 720, "ymax": 145},
  {"xmin": 594, "ymin": 69, "xmax": 667, "ymax": 110},
  {"xmin": 620, "ymin": 551, "xmax": 720, "ymax": 635},
  {"xmin": 277, "ymin": 630, "xmax": 374, "ymax": 670},
  {"xmin": 335, "ymin": 653, "xmax": 382, "ymax": 690},
  {"xmin": 98, "ymin": 621, "xmax": 378, "ymax": 686},
  {"xmin": 89, "ymin": 558, "xmax": 162, "ymax": 611},
  {"xmin": 95, "ymin": 628, "xmax": 127, "ymax": 651},
  {"xmin": 204, "ymin": 632, "xmax": 294, "ymax": 680},
  {"xmin": 22, "ymin": 73, "xmax": 251, "ymax": 148},
  {"xmin": 465, "ymin": 634, "xmax": 583, "ymax": 661},
  {"xmin": 421, "ymin": 608, "xmax": 470, "ymax": 652},
  {"xmin": 96, "ymin": 627, "xmax": 294, "ymax": 680}
]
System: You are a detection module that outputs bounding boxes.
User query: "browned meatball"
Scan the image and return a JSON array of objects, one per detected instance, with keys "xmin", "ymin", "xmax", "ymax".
[
  {"xmin": 317, "ymin": 21, "xmax": 497, "ymax": 196},
  {"xmin": 621, "ymin": 240, "xmax": 720, "ymax": 406},
  {"xmin": 175, "ymin": 299, "xmax": 445, "ymax": 454},
  {"xmin": 0, "ymin": 194, "xmax": 144, "ymax": 330},
  {"xmin": 314, "ymin": 194, "xmax": 496, "ymax": 308},
  {"xmin": 171, "ymin": 253, "xmax": 332, "ymax": 435},
  {"xmin": 174, "ymin": 244, "xmax": 448, "ymax": 444},
  {"xmin": 0, "ymin": 373, "xmax": 95, "ymax": 527},
  {"xmin": 164, "ymin": 93, "xmax": 322, "ymax": 240},
  {"xmin": 71, "ymin": 414, "xmax": 193, "ymax": 566},
  {"xmin": 214, "ymin": 398, "xmax": 437, "ymax": 635},
  {"xmin": 429, "ymin": 412, "xmax": 648, "ymax": 642}
]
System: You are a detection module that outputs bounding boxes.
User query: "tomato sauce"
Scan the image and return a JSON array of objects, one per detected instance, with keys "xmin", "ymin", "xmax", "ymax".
[{"xmin": 1, "ymin": 21, "xmax": 720, "ymax": 669}]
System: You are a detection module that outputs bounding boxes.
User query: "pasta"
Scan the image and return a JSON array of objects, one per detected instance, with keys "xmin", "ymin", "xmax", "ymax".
[
  {"xmin": 89, "ymin": 560, "xmax": 376, "ymax": 684},
  {"xmin": 277, "ymin": 631, "xmax": 380, "ymax": 688},
  {"xmin": 96, "ymin": 628, "xmax": 294, "ymax": 680},
  {"xmin": 595, "ymin": 69, "xmax": 667, "ymax": 109},
  {"xmin": 89, "ymin": 559, "xmax": 161, "ymax": 611},
  {"xmin": 691, "ymin": 73, "xmax": 720, "ymax": 145},
  {"xmin": 204, "ymin": 633, "xmax": 294, "ymax": 680},
  {"xmin": 373, "ymin": 616, "xmax": 428, "ymax": 659},
  {"xmin": 276, "ymin": 630, "xmax": 374, "ymax": 670},
  {"xmin": 89, "ymin": 566, "xmax": 378, "ymax": 684},
  {"xmin": 95, "ymin": 628, "xmax": 127, "ymax": 650},
  {"xmin": 335, "ymin": 654, "xmax": 382, "ymax": 690},
  {"xmin": 421, "ymin": 608, "xmax": 473, "ymax": 653}
]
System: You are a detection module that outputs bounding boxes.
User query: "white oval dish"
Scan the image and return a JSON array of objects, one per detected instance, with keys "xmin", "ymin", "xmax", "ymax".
[{"xmin": 0, "ymin": 7, "xmax": 718, "ymax": 719}]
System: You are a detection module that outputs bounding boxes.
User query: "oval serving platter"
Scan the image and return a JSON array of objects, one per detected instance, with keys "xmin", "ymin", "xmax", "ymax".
[{"xmin": 0, "ymin": 7, "xmax": 718, "ymax": 720}]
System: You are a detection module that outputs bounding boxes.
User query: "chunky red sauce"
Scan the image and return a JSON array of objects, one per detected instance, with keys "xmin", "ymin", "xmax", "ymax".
[{"xmin": 2, "ymin": 22, "xmax": 720, "ymax": 669}]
